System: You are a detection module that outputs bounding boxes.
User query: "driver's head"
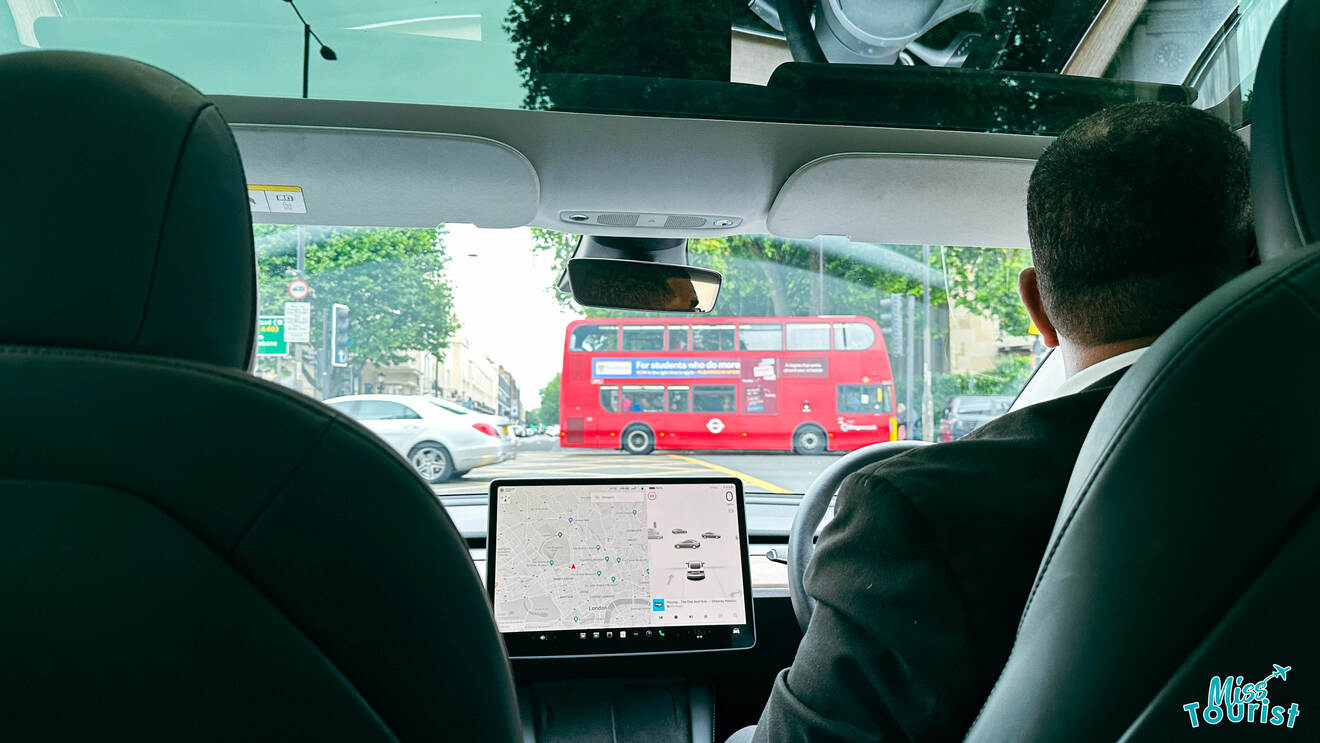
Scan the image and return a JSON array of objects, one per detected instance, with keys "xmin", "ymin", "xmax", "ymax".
[{"xmin": 1022, "ymin": 102, "xmax": 1253, "ymax": 350}]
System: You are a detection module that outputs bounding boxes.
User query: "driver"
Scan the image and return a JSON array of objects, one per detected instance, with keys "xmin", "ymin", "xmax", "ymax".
[{"xmin": 730, "ymin": 102, "xmax": 1254, "ymax": 742}]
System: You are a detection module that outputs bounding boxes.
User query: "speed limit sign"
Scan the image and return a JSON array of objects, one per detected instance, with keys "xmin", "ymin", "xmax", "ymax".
[{"xmin": 287, "ymin": 279, "xmax": 310, "ymax": 300}]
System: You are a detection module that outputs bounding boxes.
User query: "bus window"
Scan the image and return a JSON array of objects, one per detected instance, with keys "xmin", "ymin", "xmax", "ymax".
[
  {"xmin": 621, "ymin": 385, "xmax": 664, "ymax": 412},
  {"xmin": 622, "ymin": 325, "xmax": 664, "ymax": 351},
  {"xmin": 667, "ymin": 325, "xmax": 690, "ymax": 351},
  {"xmin": 667, "ymin": 386, "xmax": 690, "ymax": 412},
  {"xmin": 787, "ymin": 323, "xmax": 831, "ymax": 350},
  {"xmin": 571, "ymin": 324, "xmax": 619, "ymax": 352},
  {"xmin": 692, "ymin": 385, "xmax": 736, "ymax": 412},
  {"xmin": 837, "ymin": 384, "xmax": 894, "ymax": 413},
  {"xmin": 693, "ymin": 325, "xmax": 735, "ymax": 351},
  {"xmin": 738, "ymin": 323, "xmax": 783, "ymax": 351},
  {"xmin": 833, "ymin": 322, "xmax": 876, "ymax": 350},
  {"xmin": 600, "ymin": 386, "xmax": 620, "ymax": 412}
]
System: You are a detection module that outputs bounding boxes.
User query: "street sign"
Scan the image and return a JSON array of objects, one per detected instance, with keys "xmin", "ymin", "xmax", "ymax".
[
  {"xmin": 256, "ymin": 316, "xmax": 287, "ymax": 356},
  {"xmin": 284, "ymin": 302, "xmax": 311, "ymax": 343},
  {"xmin": 287, "ymin": 279, "xmax": 310, "ymax": 300}
]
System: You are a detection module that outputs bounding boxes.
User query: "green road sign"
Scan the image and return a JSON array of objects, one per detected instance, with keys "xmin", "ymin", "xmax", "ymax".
[{"xmin": 256, "ymin": 316, "xmax": 286, "ymax": 356}]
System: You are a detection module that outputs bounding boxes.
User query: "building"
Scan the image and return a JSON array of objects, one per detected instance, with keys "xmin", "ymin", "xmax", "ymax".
[
  {"xmin": 497, "ymin": 366, "xmax": 521, "ymax": 421},
  {"xmin": 361, "ymin": 328, "xmax": 508, "ymax": 415}
]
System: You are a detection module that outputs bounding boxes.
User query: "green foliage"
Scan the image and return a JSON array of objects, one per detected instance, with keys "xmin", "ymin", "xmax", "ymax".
[
  {"xmin": 529, "ymin": 230, "xmax": 1031, "ymax": 339},
  {"xmin": 505, "ymin": 0, "xmax": 730, "ymax": 110},
  {"xmin": 938, "ymin": 245, "xmax": 1033, "ymax": 336},
  {"xmin": 536, "ymin": 373, "xmax": 562, "ymax": 425},
  {"xmin": 253, "ymin": 225, "xmax": 458, "ymax": 378}
]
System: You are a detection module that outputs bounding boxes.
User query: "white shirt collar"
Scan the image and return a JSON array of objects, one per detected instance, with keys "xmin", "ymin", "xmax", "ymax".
[{"xmin": 1051, "ymin": 347, "xmax": 1149, "ymax": 400}]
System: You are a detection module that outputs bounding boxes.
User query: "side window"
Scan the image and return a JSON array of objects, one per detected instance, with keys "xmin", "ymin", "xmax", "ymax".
[
  {"xmin": 667, "ymin": 325, "xmax": 690, "ymax": 351},
  {"xmin": 600, "ymin": 386, "xmax": 620, "ymax": 412},
  {"xmin": 837, "ymin": 385, "xmax": 893, "ymax": 414},
  {"xmin": 738, "ymin": 323, "xmax": 783, "ymax": 351},
  {"xmin": 667, "ymin": 386, "xmax": 690, "ymax": 412},
  {"xmin": 621, "ymin": 385, "xmax": 664, "ymax": 412},
  {"xmin": 692, "ymin": 325, "xmax": 735, "ymax": 351},
  {"xmin": 570, "ymin": 325, "xmax": 619, "ymax": 352},
  {"xmin": 621, "ymin": 325, "xmax": 665, "ymax": 351},
  {"xmin": 357, "ymin": 401, "xmax": 422, "ymax": 420},
  {"xmin": 692, "ymin": 385, "xmax": 736, "ymax": 413},
  {"xmin": 787, "ymin": 323, "xmax": 831, "ymax": 350},
  {"xmin": 326, "ymin": 400, "xmax": 359, "ymax": 417},
  {"xmin": 833, "ymin": 322, "xmax": 876, "ymax": 350}
]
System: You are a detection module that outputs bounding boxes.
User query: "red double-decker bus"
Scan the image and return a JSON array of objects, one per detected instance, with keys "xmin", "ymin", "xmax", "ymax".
[{"xmin": 559, "ymin": 316, "xmax": 896, "ymax": 454}]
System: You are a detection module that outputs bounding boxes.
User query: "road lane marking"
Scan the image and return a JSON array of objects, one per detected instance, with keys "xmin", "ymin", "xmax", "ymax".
[
  {"xmin": 664, "ymin": 454, "xmax": 792, "ymax": 494},
  {"xmin": 430, "ymin": 451, "xmax": 794, "ymax": 494}
]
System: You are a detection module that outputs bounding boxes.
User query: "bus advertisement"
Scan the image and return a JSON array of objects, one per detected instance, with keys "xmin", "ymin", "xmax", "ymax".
[{"xmin": 559, "ymin": 316, "xmax": 896, "ymax": 454}]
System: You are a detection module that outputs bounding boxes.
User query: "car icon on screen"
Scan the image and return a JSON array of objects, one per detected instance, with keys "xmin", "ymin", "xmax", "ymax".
[
  {"xmin": 686, "ymin": 569, "xmax": 706, "ymax": 581},
  {"xmin": 686, "ymin": 560, "xmax": 704, "ymax": 570},
  {"xmin": 701, "ymin": 531, "xmax": 721, "ymax": 539},
  {"xmin": 674, "ymin": 539, "xmax": 701, "ymax": 549},
  {"xmin": 671, "ymin": 528, "xmax": 687, "ymax": 534}
]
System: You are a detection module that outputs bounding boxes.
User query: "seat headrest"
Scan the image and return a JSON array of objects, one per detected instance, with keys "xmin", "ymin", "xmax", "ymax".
[
  {"xmin": 0, "ymin": 51, "xmax": 255, "ymax": 370},
  {"xmin": 1251, "ymin": 0, "xmax": 1320, "ymax": 261}
]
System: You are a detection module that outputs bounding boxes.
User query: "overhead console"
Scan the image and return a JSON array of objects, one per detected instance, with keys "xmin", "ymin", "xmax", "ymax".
[
  {"xmin": 768, "ymin": 152, "xmax": 1035, "ymax": 248},
  {"xmin": 489, "ymin": 477, "xmax": 755, "ymax": 658},
  {"xmin": 232, "ymin": 125, "xmax": 539, "ymax": 228}
]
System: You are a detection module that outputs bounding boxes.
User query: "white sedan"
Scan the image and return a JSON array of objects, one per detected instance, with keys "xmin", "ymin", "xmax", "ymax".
[{"xmin": 324, "ymin": 394, "xmax": 510, "ymax": 483}]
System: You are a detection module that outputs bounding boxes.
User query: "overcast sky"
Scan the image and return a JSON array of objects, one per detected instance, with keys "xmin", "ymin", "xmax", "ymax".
[{"xmin": 442, "ymin": 224, "xmax": 581, "ymax": 409}]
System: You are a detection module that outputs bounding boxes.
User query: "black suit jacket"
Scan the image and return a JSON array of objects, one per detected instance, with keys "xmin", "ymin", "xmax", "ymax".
[{"xmin": 751, "ymin": 370, "xmax": 1128, "ymax": 742}]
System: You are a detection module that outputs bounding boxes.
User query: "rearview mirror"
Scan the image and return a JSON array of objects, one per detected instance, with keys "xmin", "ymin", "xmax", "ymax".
[{"xmin": 566, "ymin": 258, "xmax": 721, "ymax": 313}]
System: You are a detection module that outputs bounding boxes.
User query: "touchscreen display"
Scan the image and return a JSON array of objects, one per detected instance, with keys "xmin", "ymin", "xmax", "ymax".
[{"xmin": 488, "ymin": 478, "xmax": 755, "ymax": 657}]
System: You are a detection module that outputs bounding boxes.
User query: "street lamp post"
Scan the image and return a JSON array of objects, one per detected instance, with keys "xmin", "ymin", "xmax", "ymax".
[{"xmin": 283, "ymin": 0, "xmax": 337, "ymax": 100}]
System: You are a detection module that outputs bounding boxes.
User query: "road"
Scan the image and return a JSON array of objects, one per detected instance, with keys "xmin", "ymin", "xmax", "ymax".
[{"xmin": 433, "ymin": 435, "xmax": 842, "ymax": 495}]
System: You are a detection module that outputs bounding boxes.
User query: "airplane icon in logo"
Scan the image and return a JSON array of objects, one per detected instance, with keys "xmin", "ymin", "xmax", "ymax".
[{"xmin": 1259, "ymin": 664, "xmax": 1291, "ymax": 686}]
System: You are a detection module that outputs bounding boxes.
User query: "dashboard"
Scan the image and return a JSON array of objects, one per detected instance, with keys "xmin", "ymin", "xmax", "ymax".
[{"xmin": 450, "ymin": 477, "xmax": 824, "ymax": 742}]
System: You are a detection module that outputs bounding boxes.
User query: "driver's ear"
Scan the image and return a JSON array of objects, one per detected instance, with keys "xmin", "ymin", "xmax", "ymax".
[{"xmin": 1019, "ymin": 267, "xmax": 1060, "ymax": 348}]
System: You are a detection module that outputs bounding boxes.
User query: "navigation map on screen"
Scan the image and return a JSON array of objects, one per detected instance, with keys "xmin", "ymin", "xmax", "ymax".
[{"xmin": 490, "ymin": 480, "xmax": 750, "ymax": 646}]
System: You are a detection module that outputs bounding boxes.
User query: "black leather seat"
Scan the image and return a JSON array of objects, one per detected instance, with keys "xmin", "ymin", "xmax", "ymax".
[
  {"xmin": 966, "ymin": 2, "xmax": 1319, "ymax": 740},
  {"xmin": 0, "ymin": 51, "xmax": 519, "ymax": 741}
]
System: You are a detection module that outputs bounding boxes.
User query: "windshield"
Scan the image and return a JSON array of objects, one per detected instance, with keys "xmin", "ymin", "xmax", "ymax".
[
  {"xmin": 251, "ymin": 225, "xmax": 1046, "ymax": 496},
  {"xmin": 0, "ymin": 0, "xmax": 1285, "ymax": 131}
]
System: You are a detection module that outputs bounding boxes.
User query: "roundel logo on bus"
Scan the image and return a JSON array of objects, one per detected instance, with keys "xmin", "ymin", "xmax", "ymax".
[{"xmin": 706, "ymin": 418, "xmax": 725, "ymax": 434}]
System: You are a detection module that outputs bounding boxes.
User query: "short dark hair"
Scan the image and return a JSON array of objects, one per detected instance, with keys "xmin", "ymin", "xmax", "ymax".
[{"xmin": 1027, "ymin": 102, "xmax": 1253, "ymax": 346}]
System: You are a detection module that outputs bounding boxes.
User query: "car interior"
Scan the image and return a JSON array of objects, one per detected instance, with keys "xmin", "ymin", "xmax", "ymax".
[{"xmin": 1, "ymin": 0, "xmax": 1316, "ymax": 740}]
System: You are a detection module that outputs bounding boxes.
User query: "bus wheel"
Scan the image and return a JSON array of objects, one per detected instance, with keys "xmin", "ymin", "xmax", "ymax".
[
  {"xmin": 622, "ymin": 424, "xmax": 655, "ymax": 455},
  {"xmin": 792, "ymin": 424, "xmax": 828, "ymax": 455}
]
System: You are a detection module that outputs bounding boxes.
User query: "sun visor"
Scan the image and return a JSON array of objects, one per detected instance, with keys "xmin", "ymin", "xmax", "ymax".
[
  {"xmin": 768, "ymin": 153, "xmax": 1033, "ymax": 248},
  {"xmin": 233, "ymin": 126, "xmax": 540, "ymax": 228}
]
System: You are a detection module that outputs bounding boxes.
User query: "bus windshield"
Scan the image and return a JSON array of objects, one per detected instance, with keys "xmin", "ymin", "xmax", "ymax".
[{"xmin": 250, "ymin": 226, "xmax": 1045, "ymax": 495}]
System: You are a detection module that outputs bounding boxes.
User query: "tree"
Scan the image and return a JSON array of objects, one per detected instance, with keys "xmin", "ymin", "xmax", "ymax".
[
  {"xmin": 253, "ymin": 225, "xmax": 459, "ymax": 394},
  {"xmin": 528, "ymin": 229, "xmax": 1031, "ymax": 335},
  {"xmin": 536, "ymin": 373, "xmax": 561, "ymax": 425},
  {"xmin": 505, "ymin": 0, "xmax": 730, "ymax": 110}
]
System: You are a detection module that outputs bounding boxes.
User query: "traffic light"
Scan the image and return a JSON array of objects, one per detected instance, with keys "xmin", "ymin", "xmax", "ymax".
[
  {"xmin": 879, "ymin": 294, "xmax": 904, "ymax": 349},
  {"xmin": 330, "ymin": 303, "xmax": 349, "ymax": 367}
]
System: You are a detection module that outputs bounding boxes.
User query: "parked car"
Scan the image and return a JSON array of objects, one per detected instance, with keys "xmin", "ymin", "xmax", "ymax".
[
  {"xmin": 674, "ymin": 539, "xmax": 701, "ymax": 549},
  {"xmin": 424, "ymin": 397, "xmax": 517, "ymax": 459},
  {"xmin": 325, "ymin": 394, "xmax": 509, "ymax": 483},
  {"xmin": 939, "ymin": 395, "xmax": 1015, "ymax": 441},
  {"xmin": 701, "ymin": 531, "xmax": 721, "ymax": 539}
]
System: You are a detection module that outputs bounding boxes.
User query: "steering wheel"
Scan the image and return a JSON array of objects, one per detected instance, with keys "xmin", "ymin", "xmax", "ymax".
[{"xmin": 789, "ymin": 440, "xmax": 932, "ymax": 633}]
